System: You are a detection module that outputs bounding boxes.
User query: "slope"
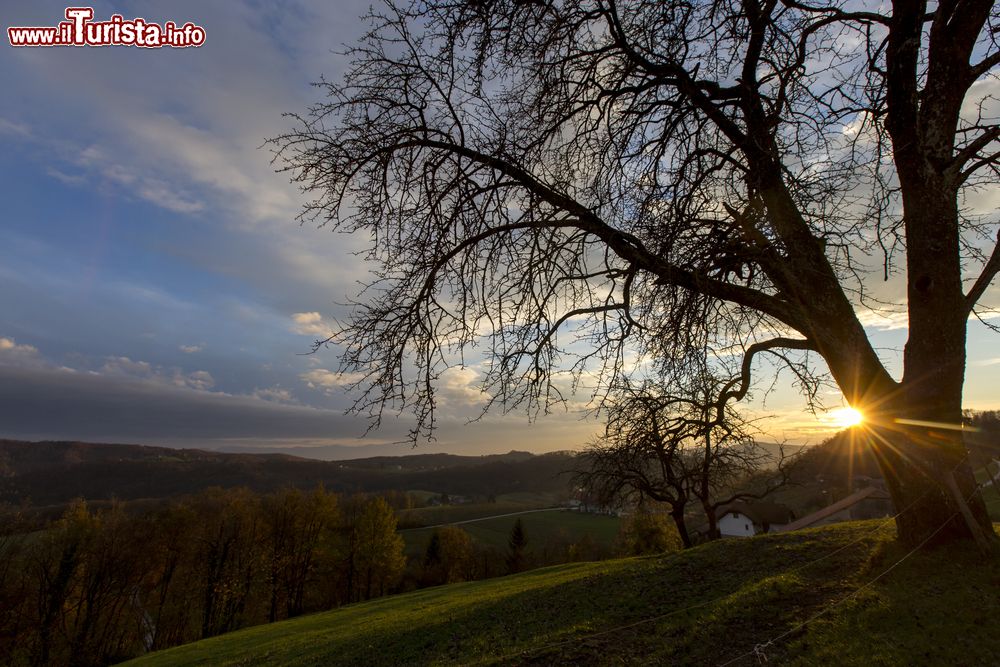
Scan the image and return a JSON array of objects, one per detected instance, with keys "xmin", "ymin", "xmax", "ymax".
[{"xmin": 123, "ymin": 520, "xmax": 1000, "ymax": 666}]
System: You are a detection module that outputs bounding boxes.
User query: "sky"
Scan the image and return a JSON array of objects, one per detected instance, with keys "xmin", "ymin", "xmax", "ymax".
[{"xmin": 1, "ymin": 1, "xmax": 998, "ymax": 460}]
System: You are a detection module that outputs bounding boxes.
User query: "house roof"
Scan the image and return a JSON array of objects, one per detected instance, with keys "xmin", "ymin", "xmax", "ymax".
[
  {"xmin": 718, "ymin": 501, "xmax": 795, "ymax": 526},
  {"xmin": 776, "ymin": 486, "xmax": 891, "ymax": 532}
]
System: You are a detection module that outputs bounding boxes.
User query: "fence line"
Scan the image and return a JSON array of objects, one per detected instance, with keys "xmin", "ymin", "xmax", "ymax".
[
  {"xmin": 718, "ymin": 457, "xmax": 987, "ymax": 665},
  {"xmin": 491, "ymin": 454, "xmax": 982, "ymax": 665}
]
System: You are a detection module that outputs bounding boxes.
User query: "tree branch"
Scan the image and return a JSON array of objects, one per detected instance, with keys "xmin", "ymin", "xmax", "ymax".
[
  {"xmin": 392, "ymin": 137, "xmax": 803, "ymax": 329},
  {"xmin": 965, "ymin": 230, "xmax": 1000, "ymax": 315},
  {"xmin": 720, "ymin": 337, "xmax": 817, "ymax": 406}
]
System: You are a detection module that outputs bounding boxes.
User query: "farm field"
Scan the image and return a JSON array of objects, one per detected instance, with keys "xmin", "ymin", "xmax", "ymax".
[
  {"xmin": 397, "ymin": 500, "xmax": 554, "ymax": 529},
  {"xmin": 400, "ymin": 508, "xmax": 622, "ymax": 557}
]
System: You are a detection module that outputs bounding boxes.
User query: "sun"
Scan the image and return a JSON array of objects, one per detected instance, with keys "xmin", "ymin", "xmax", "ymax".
[{"xmin": 830, "ymin": 407, "xmax": 864, "ymax": 429}]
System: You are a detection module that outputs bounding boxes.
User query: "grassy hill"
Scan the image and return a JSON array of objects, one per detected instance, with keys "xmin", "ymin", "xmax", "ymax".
[{"xmin": 124, "ymin": 520, "xmax": 1000, "ymax": 666}]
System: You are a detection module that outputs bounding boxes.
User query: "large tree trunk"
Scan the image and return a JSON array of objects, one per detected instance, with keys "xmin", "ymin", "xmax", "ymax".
[
  {"xmin": 820, "ymin": 324, "xmax": 996, "ymax": 548},
  {"xmin": 888, "ymin": 184, "xmax": 995, "ymax": 547},
  {"xmin": 872, "ymin": 421, "xmax": 993, "ymax": 548},
  {"xmin": 809, "ymin": 289, "xmax": 996, "ymax": 548},
  {"xmin": 670, "ymin": 509, "xmax": 693, "ymax": 549},
  {"xmin": 870, "ymin": 0, "xmax": 998, "ymax": 550},
  {"xmin": 704, "ymin": 507, "xmax": 719, "ymax": 541}
]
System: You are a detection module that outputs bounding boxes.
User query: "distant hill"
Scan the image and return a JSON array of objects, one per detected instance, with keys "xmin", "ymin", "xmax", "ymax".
[
  {"xmin": 122, "ymin": 520, "xmax": 1000, "ymax": 666},
  {"xmin": 315, "ymin": 450, "xmax": 537, "ymax": 470},
  {"xmin": 0, "ymin": 440, "xmax": 576, "ymax": 506},
  {"xmin": 790, "ymin": 411, "xmax": 1000, "ymax": 486}
]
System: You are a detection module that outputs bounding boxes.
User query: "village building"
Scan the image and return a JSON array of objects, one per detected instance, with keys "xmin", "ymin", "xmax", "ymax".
[{"xmin": 717, "ymin": 501, "xmax": 796, "ymax": 537}]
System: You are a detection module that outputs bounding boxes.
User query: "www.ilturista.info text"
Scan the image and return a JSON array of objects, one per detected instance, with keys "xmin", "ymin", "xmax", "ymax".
[{"xmin": 8, "ymin": 7, "xmax": 205, "ymax": 48}]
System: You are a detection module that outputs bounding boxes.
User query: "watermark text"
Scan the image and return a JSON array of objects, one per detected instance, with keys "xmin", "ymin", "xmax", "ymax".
[{"xmin": 8, "ymin": 7, "xmax": 206, "ymax": 48}]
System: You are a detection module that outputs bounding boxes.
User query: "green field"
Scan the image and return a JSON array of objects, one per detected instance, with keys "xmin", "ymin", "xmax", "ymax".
[
  {"xmin": 124, "ymin": 520, "xmax": 1000, "ymax": 666},
  {"xmin": 397, "ymin": 501, "xmax": 552, "ymax": 528},
  {"xmin": 977, "ymin": 465, "xmax": 1000, "ymax": 520},
  {"xmin": 985, "ymin": 491, "xmax": 1000, "ymax": 521},
  {"xmin": 401, "ymin": 509, "xmax": 622, "ymax": 557}
]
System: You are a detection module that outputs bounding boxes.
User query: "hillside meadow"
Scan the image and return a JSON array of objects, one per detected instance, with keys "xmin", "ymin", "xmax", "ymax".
[{"xmin": 124, "ymin": 520, "xmax": 1000, "ymax": 666}]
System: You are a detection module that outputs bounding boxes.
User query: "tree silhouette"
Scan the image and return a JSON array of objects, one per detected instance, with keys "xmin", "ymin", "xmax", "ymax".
[
  {"xmin": 578, "ymin": 376, "xmax": 791, "ymax": 546},
  {"xmin": 275, "ymin": 1, "xmax": 1000, "ymax": 549},
  {"xmin": 506, "ymin": 519, "xmax": 528, "ymax": 574}
]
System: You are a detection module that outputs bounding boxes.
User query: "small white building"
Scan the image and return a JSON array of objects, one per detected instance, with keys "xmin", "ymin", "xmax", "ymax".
[
  {"xmin": 718, "ymin": 510, "xmax": 756, "ymax": 537},
  {"xmin": 717, "ymin": 502, "xmax": 796, "ymax": 537}
]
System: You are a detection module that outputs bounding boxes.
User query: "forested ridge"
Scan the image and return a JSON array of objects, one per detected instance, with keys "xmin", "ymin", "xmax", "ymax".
[{"xmin": 0, "ymin": 440, "xmax": 573, "ymax": 507}]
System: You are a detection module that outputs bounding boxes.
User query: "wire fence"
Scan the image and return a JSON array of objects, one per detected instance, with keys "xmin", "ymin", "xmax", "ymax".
[
  {"xmin": 719, "ymin": 457, "xmax": 988, "ymax": 665},
  {"xmin": 490, "ymin": 454, "xmax": 991, "ymax": 666}
]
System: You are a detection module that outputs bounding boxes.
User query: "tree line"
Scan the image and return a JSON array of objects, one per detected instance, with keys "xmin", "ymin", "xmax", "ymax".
[
  {"xmin": 0, "ymin": 487, "xmax": 406, "ymax": 666},
  {"xmin": 0, "ymin": 485, "xmax": 676, "ymax": 666}
]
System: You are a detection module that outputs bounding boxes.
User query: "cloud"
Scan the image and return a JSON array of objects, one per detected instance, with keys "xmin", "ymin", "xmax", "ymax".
[
  {"xmin": 45, "ymin": 167, "xmax": 86, "ymax": 186},
  {"xmin": 300, "ymin": 368, "xmax": 364, "ymax": 393},
  {"xmin": 180, "ymin": 344, "xmax": 204, "ymax": 354},
  {"xmin": 184, "ymin": 370, "xmax": 216, "ymax": 391},
  {"xmin": 4, "ymin": 131, "xmax": 209, "ymax": 215},
  {"xmin": 252, "ymin": 386, "xmax": 296, "ymax": 403},
  {"xmin": 0, "ymin": 118, "xmax": 31, "ymax": 137},
  {"xmin": 0, "ymin": 336, "xmax": 36, "ymax": 353},
  {"xmin": 0, "ymin": 336, "xmax": 42, "ymax": 367},
  {"xmin": 0, "ymin": 332, "xmax": 371, "ymax": 443},
  {"xmin": 1, "ymin": 2, "xmax": 373, "ymax": 360},
  {"xmin": 74, "ymin": 143, "xmax": 205, "ymax": 213},
  {"xmin": 136, "ymin": 179, "xmax": 205, "ymax": 214},
  {"xmin": 855, "ymin": 307, "xmax": 909, "ymax": 331},
  {"xmin": 0, "ymin": 339, "xmax": 592, "ymax": 454},
  {"xmin": 100, "ymin": 355, "xmax": 214, "ymax": 391},
  {"xmin": 0, "ymin": 363, "xmax": 370, "ymax": 442},
  {"xmin": 291, "ymin": 311, "xmax": 332, "ymax": 336},
  {"xmin": 855, "ymin": 305, "xmax": 1000, "ymax": 333},
  {"xmin": 101, "ymin": 356, "xmax": 154, "ymax": 378},
  {"xmin": 122, "ymin": 112, "xmax": 295, "ymax": 226},
  {"xmin": 438, "ymin": 366, "xmax": 488, "ymax": 407}
]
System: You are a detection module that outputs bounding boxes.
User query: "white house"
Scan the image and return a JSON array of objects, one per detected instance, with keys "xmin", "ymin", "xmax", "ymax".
[
  {"xmin": 717, "ymin": 502, "xmax": 796, "ymax": 537},
  {"xmin": 718, "ymin": 510, "xmax": 756, "ymax": 537}
]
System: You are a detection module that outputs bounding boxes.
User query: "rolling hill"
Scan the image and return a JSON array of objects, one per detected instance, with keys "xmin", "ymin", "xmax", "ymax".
[
  {"xmin": 123, "ymin": 520, "xmax": 1000, "ymax": 666},
  {"xmin": 0, "ymin": 440, "xmax": 577, "ymax": 506}
]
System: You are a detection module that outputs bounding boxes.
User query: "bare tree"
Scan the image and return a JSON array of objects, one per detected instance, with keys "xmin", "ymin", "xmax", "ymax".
[
  {"xmin": 577, "ymin": 378, "xmax": 790, "ymax": 546},
  {"xmin": 274, "ymin": 0, "xmax": 1000, "ymax": 548},
  {"xmin": 577, "ymin": 384, "xmax": 698, "ymax": 547},
  {"xmin": 680, "ymin": 387, "xmax": 795, "ymax": 541}
]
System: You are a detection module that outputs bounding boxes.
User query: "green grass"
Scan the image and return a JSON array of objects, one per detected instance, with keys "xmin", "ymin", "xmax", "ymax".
[
  {"xmin": 398, "ymin": 501, "xmax": 550, "ymax": 528},
  {"xmin": 401, "ymin": 509, "xmax": 621, "ymax": 556},
  {"xmin": 124, "ymin": 521, "xmax": 1000, "ymax": 666},
  {"xmin": 984, "ymin": 491, "xmax": 1000, "ymax": 521},
  {"xmin": 453, "ymin": 510, "xmax": 620, "ymax": 551}
]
